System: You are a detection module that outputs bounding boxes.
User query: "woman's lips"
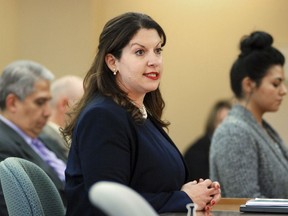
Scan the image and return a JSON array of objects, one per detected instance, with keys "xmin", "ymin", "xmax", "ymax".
[{"xmin": 144, "ymin": 72, "xmax": 160, "ymax": 80}]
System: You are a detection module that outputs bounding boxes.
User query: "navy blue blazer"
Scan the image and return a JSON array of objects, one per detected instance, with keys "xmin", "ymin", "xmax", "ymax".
[{"xmin": 65, "ymin": 94, "xmax": 192, "ymax": 215}]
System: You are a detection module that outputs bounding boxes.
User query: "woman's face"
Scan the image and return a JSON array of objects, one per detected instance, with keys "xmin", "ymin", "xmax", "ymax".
[
  {"xmin": 250, "ymin": 65, "xmax": 287, "ymax": 114},
  {"xmin": 115, "ymin": 28, "xmax": 163, "ymax": 102}
]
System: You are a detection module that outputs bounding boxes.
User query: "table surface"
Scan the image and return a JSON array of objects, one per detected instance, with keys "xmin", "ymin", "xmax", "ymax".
[{"xmin": 160, "ymin": 198, "xmax": 286, "ymax": 216}]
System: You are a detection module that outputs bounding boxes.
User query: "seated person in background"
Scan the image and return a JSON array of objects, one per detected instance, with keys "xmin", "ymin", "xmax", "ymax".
[
  {"xmin": 184, "ymin": 99, "xmax": 231, "ymax": 181},
  {"xmin": 0, "ymin": 60, "xmax": 67, "ymax": 216},
  {"xmin": 210, "ymin": 31, "xmax": 288, "ymax": 198},
  {"xmin": 41, "ymin": 75, "xmax": 84, "ymax": 157},
  {"xmin": 61, "ymin": 12, "xmax": 221, "ymax": 216}
]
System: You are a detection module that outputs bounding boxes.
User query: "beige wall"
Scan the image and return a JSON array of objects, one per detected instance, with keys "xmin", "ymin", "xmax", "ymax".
[
  {"xmin": 1, "ymin": 0, "xmax": 288, "ymax": 152},
  {"xmin": 0, "ymin": 0, "xmax": 19, "ymax": 67}
]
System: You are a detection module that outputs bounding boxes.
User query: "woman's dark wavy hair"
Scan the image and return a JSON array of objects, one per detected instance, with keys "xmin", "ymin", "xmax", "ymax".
[
  {"xmin": 230, "ymin": 31, "xmax": 285, "ymax": 99},
  {"xmin": 62, "ymin": 12, "xmax": 169, "ymax": 144}
]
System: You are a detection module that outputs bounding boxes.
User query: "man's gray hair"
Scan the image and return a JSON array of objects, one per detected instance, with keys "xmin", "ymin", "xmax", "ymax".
[{"xmin": 0, "ymin": 60, "xmax": 54, "ymax": 110}]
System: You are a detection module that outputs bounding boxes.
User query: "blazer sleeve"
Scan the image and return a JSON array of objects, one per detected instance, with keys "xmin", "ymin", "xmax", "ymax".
[
  {"xmin": 141, "ymin": 191, "xmax": 192, "ymax": 213},
  {"xmin": 75, "ymin": 106, "xmax": 136, "ymax": 190}
]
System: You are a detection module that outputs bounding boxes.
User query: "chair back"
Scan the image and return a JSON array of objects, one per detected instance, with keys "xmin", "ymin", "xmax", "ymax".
[
  {"xmin": 89, "ymin": 181, "xmax": 159, "ymax": 216},
  {"xmin": 0, "ymin": 157, "xmax": 65, "ymax": 216}
]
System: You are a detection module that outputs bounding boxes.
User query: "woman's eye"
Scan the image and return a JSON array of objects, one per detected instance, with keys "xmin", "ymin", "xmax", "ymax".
[
  {"xmin": 135, "ymin": 50, "xmax": 144, "ymax": 56},
  {"xmin": 155, "ymin": 48, "xmax": 163, "ymax": 55},
  {"xmin": 273, "ymin": 83, "xmax": 280, "ymax": 87}
]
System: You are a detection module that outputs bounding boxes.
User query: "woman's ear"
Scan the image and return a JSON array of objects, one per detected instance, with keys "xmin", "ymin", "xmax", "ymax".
[
  {"xmin": 242, "ymin": 77, "xmax": 256, "ymax": 95},
  {"xmin": 105, "ymin": 54, "xmax": 117, "ymax": 73}
]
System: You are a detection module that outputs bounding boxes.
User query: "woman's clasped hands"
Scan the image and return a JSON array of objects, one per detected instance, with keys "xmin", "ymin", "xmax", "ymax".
[{"xmin": 181, "ymin": 179, "xmax": 221, "ymax": 211}]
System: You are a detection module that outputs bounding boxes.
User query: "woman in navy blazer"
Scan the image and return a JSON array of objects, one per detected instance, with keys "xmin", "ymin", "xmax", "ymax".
[{"xmin": 62, "ymin": 12, "xmax": 221, "ymax": 216}]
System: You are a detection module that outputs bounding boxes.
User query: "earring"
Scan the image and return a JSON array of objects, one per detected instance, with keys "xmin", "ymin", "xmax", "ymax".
[{"xmin": 113, "ymin": 69, "xmax": 117, "ymax": 75}]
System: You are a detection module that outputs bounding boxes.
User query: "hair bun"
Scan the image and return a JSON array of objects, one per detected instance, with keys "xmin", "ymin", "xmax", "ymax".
[{"xmin": 240, "ymin": 31, "xmax": 273, "ymax": 55}]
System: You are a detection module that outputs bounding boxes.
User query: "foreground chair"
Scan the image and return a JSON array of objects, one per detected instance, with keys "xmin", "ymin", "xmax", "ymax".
[
  {"xmin": 89, "ymin": 181, "xmax": 159, "ymax": 216},
  {"xmin": 0, "ymin": 157, "xmax": 65, "ymax": 216}
]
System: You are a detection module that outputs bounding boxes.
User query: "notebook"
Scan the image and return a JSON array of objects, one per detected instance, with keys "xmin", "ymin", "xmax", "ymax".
[{"xmin": 240, "ymin": 198, "xmax": 288, "ymax": 214}]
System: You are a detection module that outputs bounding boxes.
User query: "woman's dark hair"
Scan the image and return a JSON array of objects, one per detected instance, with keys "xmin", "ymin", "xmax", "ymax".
[
  {"xmin": 230, "ymin": 31, "xmax": 285, "ymax": 98},
  {"xmin": 62, "ymin": 12, "xmax": 168, "ymax": 144}
]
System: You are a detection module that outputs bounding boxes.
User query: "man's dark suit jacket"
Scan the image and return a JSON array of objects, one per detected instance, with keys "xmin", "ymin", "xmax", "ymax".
[
  {"xmin": 41, "ymin": 123, "xmax": 69, "ymax": 158},
  {"xmin": 0, "ymin": 120, "xmax": 67, "ymax": 216}
]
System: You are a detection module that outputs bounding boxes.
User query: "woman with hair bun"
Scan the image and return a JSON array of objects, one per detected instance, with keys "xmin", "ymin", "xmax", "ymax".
[{"xmin": 210, "ymin": 31, "xmax": 288, "ymax": 198}]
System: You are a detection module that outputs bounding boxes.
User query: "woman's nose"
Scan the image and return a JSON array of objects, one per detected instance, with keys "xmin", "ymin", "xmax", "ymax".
[
  {"xmin": 280, "ymin": 83, "xmax": 287, "ymax": 95},
  {"xmin": 147, "ymin": 53, "xmax": 162, "ymax": 67}
]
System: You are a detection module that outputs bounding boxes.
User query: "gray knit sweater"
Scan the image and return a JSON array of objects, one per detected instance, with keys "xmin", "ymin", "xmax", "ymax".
[{"xmin": 210, "ymin": 105, "xmax": 288, "ymax": 198}]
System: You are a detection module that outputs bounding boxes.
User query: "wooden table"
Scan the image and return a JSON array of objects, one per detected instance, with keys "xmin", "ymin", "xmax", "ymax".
[
  {"xmin": 160, "ymin": 198, "xmax": 285, "ymax": 216},
  {"xmin": 212, "ymin": 197, "xmax": 250, "ymax": 211}
]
